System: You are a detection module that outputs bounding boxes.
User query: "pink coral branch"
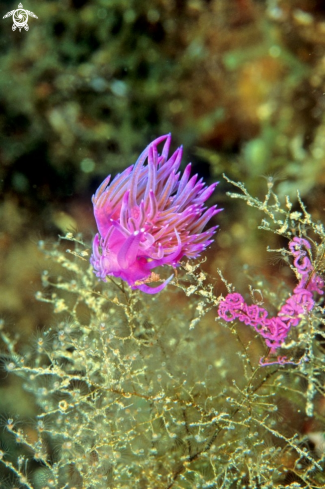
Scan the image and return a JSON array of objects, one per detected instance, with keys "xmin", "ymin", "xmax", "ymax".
[{"xmin": 218, "ymin": 238, "xmax": 324, "ymax": 360}]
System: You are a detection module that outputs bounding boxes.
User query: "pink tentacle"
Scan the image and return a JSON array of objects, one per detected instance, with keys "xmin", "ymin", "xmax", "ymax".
[
  {"xmin": 117, "ymin": 231, "xmax": 143, "ymax": 269},
  {"xmin": 135, "ymin": 274, "xmax": 174, "ymax": 294}
]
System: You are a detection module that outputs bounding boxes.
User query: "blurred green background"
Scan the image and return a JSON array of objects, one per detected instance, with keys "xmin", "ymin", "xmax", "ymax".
[{"xmin": 1, "ymin": 0, "xmax": 325, "ymax": 465}]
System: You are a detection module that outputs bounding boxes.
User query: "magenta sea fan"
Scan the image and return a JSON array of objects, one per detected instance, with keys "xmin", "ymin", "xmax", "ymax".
[{"xmin": 90, "ymin": 134, "xmax": 221, "ymax": 293}]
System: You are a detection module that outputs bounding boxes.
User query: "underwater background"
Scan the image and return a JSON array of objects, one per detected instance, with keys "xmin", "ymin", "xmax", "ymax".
[{"xmin": 1, "ymin": 0, "xmax": 325, "ymax": 487}]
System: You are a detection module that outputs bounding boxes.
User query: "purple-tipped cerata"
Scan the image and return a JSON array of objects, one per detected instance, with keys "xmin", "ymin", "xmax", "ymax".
[{"xmin": 90, "ymin": 134, "xmax": 221, "ymax": 293}]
